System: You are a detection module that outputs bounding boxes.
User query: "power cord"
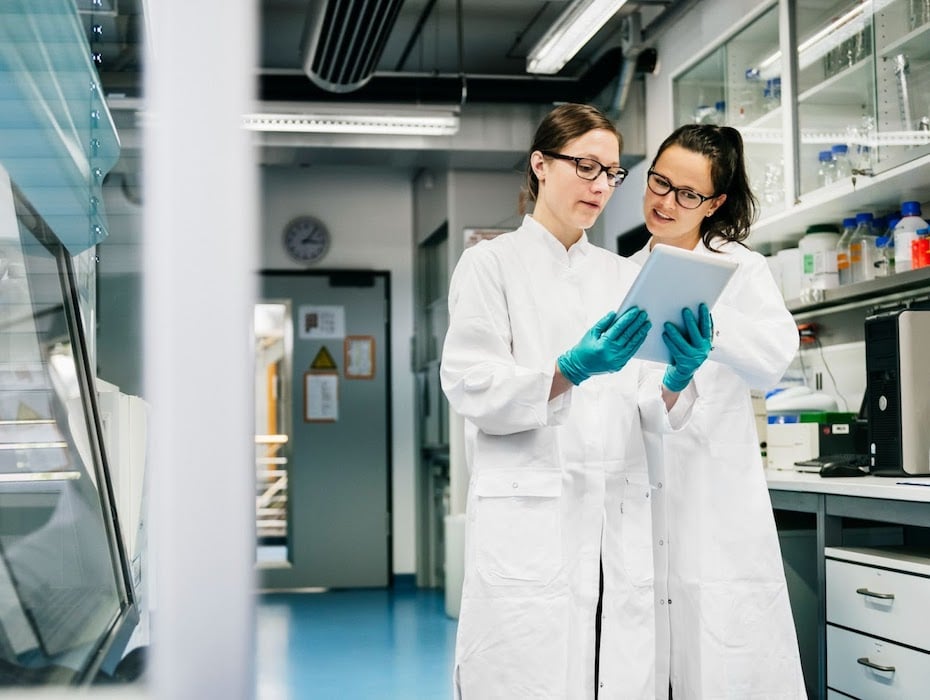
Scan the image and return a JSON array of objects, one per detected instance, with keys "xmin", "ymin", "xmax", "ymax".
[{"xmin": 796, "ymin": 323, "xmax": 850, "ymax": 411}]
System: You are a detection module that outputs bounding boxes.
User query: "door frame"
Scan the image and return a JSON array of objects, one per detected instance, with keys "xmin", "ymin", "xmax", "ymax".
[{"xmin": 257, "ymin": 269, "xmax": 393, "ymax": 586}]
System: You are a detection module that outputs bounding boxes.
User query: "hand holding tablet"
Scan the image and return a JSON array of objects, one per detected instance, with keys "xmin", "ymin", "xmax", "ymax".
[{"xmin": 617, "ymin": 244, "xmax": 738, "ymax": 364}]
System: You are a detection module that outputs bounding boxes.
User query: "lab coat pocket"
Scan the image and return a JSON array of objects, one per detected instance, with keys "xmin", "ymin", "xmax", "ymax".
[
  {"xmin": 619, "ymin": 472, "xmax": 654, "ymax": 587},
  {"xmin": 473, "ymin": 469, "xmax": 562, "ymax": 586}
]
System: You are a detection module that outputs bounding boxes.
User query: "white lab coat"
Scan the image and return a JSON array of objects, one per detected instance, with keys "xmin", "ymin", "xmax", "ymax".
[
  {"xmin": 442, "ymin": 216, "xmax": 690, "ymax": 700},
  {"xmin": 632, "ymin": 239, "xmax": 807, "ymax": 699}
]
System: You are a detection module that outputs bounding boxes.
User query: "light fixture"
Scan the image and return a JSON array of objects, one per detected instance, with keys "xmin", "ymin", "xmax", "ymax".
[
  {"xmin": 757, "ymin": 0, "xmax": 894, "ymax": 76},
  {"xmin": 527, "ymin": 0, "xmax": 630, "ymax": 75},
  {"xmin": 242, "ymin": 108, "xmax": 460, "ymax": 136}
]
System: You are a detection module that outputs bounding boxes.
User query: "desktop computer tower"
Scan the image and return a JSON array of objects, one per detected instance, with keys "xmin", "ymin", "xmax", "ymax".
[{"xmin": 865, "ymin": 305, "xmax": 930, "ymax": 476}]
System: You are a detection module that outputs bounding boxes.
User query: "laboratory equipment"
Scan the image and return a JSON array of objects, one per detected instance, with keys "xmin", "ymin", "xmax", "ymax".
[{"xmin": 865, "ymin": 304, "xmax": 930, "ymax": 476}]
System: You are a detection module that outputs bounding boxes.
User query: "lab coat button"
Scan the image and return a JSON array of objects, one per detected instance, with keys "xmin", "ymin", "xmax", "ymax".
[
  {"xmin": 512, "ymin": 482, "xmax": 518, "ymax": 489},
  {"xmin": 658, "ymin": 539, "xmax": 664, "ymax": 546},
  {"xmin": 657, "ymin": 482, "xmax": 663, "ymax": 488},
  {"xmin": 659, "ymin": 599, "xmax": 665, "ymax": 606}
]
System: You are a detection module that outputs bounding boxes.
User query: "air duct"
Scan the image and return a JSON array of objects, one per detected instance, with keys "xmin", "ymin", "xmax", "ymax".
[{"xmin": 301, "ymin": 0, "xmax": 404, "ymax": 93}]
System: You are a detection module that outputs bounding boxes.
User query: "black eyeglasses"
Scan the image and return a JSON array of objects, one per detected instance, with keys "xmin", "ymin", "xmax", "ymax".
[
  {"xmin": 646, "ymin": 170, "xmax": 716, "ymax": 209},
  {"xmin": 541, "ymin": 151, "xmax": 628, "ymax": 188}
]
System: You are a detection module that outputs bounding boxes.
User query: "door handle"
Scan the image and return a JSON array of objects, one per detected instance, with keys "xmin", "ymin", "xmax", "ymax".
[
  {"xmin": 857, "ymin": 657, "xmax": 895, "ymax": 673},
  {"xmin": 856, "ymin": 587, "xmax": 894, "ymax": 600}
]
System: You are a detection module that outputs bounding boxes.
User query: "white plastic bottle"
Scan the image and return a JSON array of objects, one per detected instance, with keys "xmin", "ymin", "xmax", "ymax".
[
  {"xmin": 893, "ymin": 200, "xmax": 928, "ymax": 273},
  {"xmin": 848, "ymin": 212, "xmax": 876, "ymax": 283},
  {"xmin": 836, "ymin": 216, "xmax": 857, "ymax": 285}
]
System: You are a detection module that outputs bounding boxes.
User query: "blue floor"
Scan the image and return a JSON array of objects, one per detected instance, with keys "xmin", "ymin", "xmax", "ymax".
[{"xmin": 256, "ymin": 587, "xmax": 457, "ymax": 699}]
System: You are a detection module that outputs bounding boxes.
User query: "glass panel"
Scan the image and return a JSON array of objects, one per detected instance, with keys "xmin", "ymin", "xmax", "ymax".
[
  {"xmin": 796, "ymin": 0, "xmax": 877, "ymax": 196},
  {"xmin": 0, "ymin": 181, "xmax": 126, "ymax": 685},
  {"xmin": 873, "ymin": 0, "xmax": 930, "ymax": 172},
  {"xmin": 673, "ymin": 7, "xmax": 783, "ymax": 216}
]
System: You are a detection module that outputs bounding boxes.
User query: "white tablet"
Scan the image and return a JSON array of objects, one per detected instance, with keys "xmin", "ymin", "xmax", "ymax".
[{"xmin": 618, "ymin": 244, "xmax": 738, "ymax": 363}]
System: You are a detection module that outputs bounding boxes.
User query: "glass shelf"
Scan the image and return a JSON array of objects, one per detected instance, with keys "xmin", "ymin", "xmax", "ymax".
[{"xmin": 879, "ymin": 21, "xmax": 930, "ymax": 61}]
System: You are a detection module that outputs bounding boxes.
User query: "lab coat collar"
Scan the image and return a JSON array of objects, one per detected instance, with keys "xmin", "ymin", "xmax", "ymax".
[{"xmin": 523, "ymin": 214, "xmax": 590, "ymax": 260}]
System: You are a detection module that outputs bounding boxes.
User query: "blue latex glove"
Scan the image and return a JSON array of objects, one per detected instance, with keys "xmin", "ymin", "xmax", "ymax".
[
  {"xmin": 662, "ymin": 303, "xmax": 713, "ymax": 392},
  {"xmin": 558, "ymin": 307, "xmax": 651, "ymax": 385}
]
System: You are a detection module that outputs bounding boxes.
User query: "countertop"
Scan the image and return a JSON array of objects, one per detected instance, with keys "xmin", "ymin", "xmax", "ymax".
[{"xmin": 765, "ymin": 468, "xmax": 930, "ymax": 502}]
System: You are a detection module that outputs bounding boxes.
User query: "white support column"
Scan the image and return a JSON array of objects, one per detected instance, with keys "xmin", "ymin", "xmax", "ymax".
[{"xmin": 143, "ymin": 2, "xmax": 258, "ymax": 698}]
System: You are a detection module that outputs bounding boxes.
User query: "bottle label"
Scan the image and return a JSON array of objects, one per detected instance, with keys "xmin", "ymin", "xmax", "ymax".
[
  {"xmin": 850, "ymin": 242, "xmax": 862, "ymax": 264},
  {"xmin": 837, "ymin": 252, "xmax": 849, "ymax": 270}
]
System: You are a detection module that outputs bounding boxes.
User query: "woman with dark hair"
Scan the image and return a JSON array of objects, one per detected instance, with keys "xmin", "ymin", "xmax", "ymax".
[
  {"xmin": 441, "ymin": 105, "xmax": 713, "ymax": 698},
  {"xmin": 632, "ymin": 124, "xmax": 806, "ymax": 698}
]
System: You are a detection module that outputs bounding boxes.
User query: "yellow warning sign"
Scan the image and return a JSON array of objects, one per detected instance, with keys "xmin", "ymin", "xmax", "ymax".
[{"xmin": 310, "ymin": 346, "xmax": 338, "ymax": 371}]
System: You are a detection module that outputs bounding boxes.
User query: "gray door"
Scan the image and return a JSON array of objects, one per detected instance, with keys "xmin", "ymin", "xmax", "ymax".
[{"xmin": 259, "ymin": 270, "xmax": 391, "ymax": 589}]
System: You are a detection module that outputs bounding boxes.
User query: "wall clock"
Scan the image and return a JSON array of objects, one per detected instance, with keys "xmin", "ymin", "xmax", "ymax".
[{"xmin": 282, "ymin": 215, "xmax": 330, "ymax": 264}]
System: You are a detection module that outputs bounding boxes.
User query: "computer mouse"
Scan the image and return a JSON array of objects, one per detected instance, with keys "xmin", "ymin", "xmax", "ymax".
[{"xmin": 819, "ymin": 462, "xmax": 869, "ymax": 477}]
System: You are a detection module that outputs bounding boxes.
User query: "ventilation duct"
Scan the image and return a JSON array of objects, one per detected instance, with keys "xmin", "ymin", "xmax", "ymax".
[{"xmin": 301, "ymin": 0, "xmax": 404, "ymax": 93}]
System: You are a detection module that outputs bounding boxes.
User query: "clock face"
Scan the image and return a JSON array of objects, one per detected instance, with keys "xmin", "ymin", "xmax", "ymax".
[{"xmin": 283, "ymin": 216, "xmax": 330, "ymax": 264}]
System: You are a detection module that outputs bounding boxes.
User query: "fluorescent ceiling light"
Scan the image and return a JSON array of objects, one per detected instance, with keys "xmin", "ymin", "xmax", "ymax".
[
  {"xmin": 242, "ymin": 110, "xmax": 460, "ymax": 136},
  {"xmin": 757, "ymin": 0, "xmax": 894, "ymax": 75},
  {"xmin": 527, "ymin": 0, "xmax": 629, "ymax": 75}
]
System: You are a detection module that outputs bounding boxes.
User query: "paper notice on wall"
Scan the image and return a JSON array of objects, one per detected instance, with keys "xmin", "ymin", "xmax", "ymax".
[
  {"xmin": 298, "ymin": 305, "xmax": 345, "ymax": 339},
  {"xmin": 305, "ymin": 372, "xmax": 338, "ymax": 422}
]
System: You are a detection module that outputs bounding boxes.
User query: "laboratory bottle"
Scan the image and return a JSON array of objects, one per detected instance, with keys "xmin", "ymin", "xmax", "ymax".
[
  {"xmin": 799, "ymin": 224, "xmax": 840, "ymax": 291},
  {"xmin": 831, "ymin": 144, "xmax": 851, "ymax": 179},
  {"xmin": 874, "ymin": 237, "xmax": 893, "ymax": 277},
  {"xmin": 914, "ymin": 227, "xmax": 930, "ymax": 269},
  {"xmin": 849, "ymin": 212, "xmax": 877, "ymax": 283},
  {"xmin": 836, "ymin": 216, "xmax": 857, "ymax": 285},
  {"xmin": 893, "ymin": 200, "xmax": 928, "ymax": 273},
  {"xmin": 817, "ymin": 151, "xmax": 836, "ymax": 188},
  {"xmin": 883, "ymin": 217, "xmax": 899, "ymax": 275}
]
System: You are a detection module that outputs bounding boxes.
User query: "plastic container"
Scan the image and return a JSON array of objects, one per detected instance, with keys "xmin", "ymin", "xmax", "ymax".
[
  {"xmin": 836, "ymin": 217, "xmax": 857, "ymax": 285},
  {"xmin": 848, "ymin": 212, "xmax": 877, "ymax": 283},
  {"xmin": 914, "ymin": 227, "xmax": 930, "ymax": 269},
  {"xmin": 894, "ymin": 201, "xmax": 928, "ymax": 273},
  {"xmin": 799, "ymin": 225, "xmax": 840, "ymax": 291}
]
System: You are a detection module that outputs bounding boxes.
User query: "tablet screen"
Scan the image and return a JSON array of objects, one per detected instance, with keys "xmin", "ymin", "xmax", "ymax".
[{"xmin": 617, "ymin": 244, "xmax": 738, "ymax": 363}]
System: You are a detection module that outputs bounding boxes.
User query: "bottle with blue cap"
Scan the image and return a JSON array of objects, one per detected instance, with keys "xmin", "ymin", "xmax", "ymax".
[
  {"xmin": 893, "ymin": 201, "xmax": 928, "ymax": 273},
  {"xmin": 817, "ymin": 150, "xmax": 836, "ymax": 188},
  {"xmin": 848, "ymin": 212, "xmax": 876, "ymax": 283}
]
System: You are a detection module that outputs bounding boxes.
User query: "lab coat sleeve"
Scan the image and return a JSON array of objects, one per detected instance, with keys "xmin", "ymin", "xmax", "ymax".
[
  {"xmin": 440, "ymin": 246, "xmax": 567, "ymax": 435},
  {"xmin": 706, "ymin": 251, "xmax": 799, "ymax": 390},
  {"xmin": 637, "ymin": 361, "xmax": 697, "ymax": 433}
]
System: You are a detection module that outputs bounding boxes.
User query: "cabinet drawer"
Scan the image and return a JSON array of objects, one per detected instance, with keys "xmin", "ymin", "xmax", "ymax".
[
  {"xmin": 828, "ymin": 625, "xmax": 930, "ymax": 700},
  {"xmin": 826, "ymin": 558, "xmax": 930, "ymax": 651}
]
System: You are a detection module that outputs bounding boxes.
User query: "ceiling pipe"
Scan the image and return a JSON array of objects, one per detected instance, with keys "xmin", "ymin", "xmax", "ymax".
[{"xmin": 259, "ymin": 46, "xmax": 624, "ymax": 105}]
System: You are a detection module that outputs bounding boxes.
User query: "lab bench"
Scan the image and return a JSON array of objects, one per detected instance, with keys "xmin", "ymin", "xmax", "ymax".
[{"xmin": 766, "ymin": 469, "xmax": 930, "ymax": 699}]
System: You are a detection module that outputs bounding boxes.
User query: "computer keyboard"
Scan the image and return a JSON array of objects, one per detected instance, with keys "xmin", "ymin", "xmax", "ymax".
[{"xmin": 794, "ymin": 453, "xmax": 870, "ymax": 472}]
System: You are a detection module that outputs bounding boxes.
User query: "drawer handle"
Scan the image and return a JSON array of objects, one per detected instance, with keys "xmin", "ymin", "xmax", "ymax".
[
  {"xmin": 856, "ymin": 587, "xmax": 895, "ymax": 600},
  {"xmin": 857, "ymin": 657, "xmax": 896, "ymax": 673}
]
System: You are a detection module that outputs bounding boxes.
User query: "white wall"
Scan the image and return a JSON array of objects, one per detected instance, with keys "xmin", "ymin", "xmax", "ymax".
[{"xmin": 260, "ymin": 165, "xmax": 417, "ymax": 574}]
